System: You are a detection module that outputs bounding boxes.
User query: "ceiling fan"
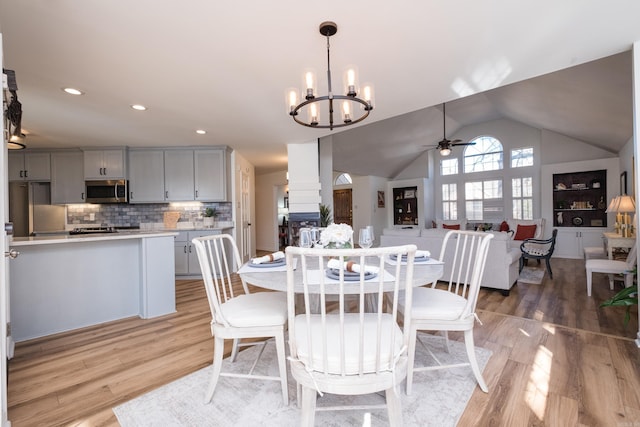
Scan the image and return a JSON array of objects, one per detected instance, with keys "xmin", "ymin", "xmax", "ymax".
[{"xmin": 425, "ymin": 103, "xmax": 475, "ymax": 156}]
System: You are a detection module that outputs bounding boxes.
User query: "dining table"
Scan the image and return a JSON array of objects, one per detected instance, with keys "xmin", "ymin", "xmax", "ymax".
[{"xmin": 238, "ymin": 254, "xmax": 444, "ymax": 295}]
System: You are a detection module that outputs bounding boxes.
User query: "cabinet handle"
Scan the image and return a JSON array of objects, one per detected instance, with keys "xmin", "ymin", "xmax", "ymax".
[
  {"xmin": 104, "ymin": 167, "xmax": 107, "ymax": 176},
  {"xmin": 165, "ymin": 191, "xmax": 169, "ymax": 199},
  {"xmin": 130, "ymin": 192, "xmax": 134, "ymax": 200},
  {"xmin": 184, "ymin": 245, "xmax": 187, "ymax": 253},
  {"xmin": 19, "ymin": 170, "xmax": 23, "ymax": 178},
  {"xmin": 195, "ymin": 190, "xmax": 199, "ymax": 198},
  {"xmin": 81, "ymin": 192, "xmax": 85, "ymax": 200},
  {"xmin": 188, "ymin": 245, "xmax": 192, "ymax": 253}
]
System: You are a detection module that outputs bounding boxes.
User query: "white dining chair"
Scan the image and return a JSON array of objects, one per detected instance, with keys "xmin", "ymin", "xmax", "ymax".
[
  {"xmin": 586, "ymin": 242, "xmax": 637, "ymax": 296},
  {"xmin": 400, "ymin": 229, "xmax": 494, "ymax": 395},
  {"xmin": 285, "ymin": 244, "xmax": 417, "ymax": 426},
  {"xmin": 191, "ymin": 234, "xmax": 289, "ymax": 405}
]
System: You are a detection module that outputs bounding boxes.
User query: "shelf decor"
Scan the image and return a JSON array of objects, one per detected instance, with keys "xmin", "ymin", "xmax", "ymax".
[{"xmin": 552, "ymin": 169, "xmax": 607, "ymax": 227}]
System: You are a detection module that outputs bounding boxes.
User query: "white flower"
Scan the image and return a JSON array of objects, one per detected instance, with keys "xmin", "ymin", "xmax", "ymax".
[{"xmin": 320, "ymin": 223, "xmax": 353, "ymax": 247}]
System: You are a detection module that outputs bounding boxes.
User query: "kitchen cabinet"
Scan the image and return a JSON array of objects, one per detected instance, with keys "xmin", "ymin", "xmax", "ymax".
[
  {"xmin": 552, "ymin": 169, "xmax": 607, "ymax": 227},
  {"xmin": 164, "ymin": 150, "xmax": 195, "ymax": 201},
  {"xmin": 195, "ymin": 149, "xmax": 227, "ymax": 201},
  {"xmin": 51, "ymin": 150, "xmax": 85, "ymax": 204},
  {"xmin": 553, "ymin": 228, "xmax": 605, "ymax": 259},
  {"xmin": 83, "ymin": 149, "xmax": 126, "ymax": 179},
  {"xmin": 128, "ymin": 147, "xmax": 229, "ymax": 203},
  {"xmin": 174, "ymin": 230, "xmax": 222, "ymax": 276},
  {"xmin": 128, "ymin": 150, "xmax": 165, "ymax": 203},
  {"xmin": 9, "ymin": 151, "xmax": 51, "ymax": 181}
]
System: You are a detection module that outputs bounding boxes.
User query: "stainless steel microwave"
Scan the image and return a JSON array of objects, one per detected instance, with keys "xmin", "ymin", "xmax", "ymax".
[{"xmin": 85, "ymin": 179, "xmax": 128, "ymax": 204}]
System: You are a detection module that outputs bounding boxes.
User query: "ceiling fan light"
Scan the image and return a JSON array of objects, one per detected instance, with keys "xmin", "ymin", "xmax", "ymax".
[{"xmin": 439, "ymin": 147, "xmax": 452, "ymax": 156}]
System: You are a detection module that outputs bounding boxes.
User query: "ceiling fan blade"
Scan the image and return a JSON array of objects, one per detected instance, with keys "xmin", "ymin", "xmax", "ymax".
[{"xmin": 451, "ymin": 141, "xmax": 475, "ymax": 147}]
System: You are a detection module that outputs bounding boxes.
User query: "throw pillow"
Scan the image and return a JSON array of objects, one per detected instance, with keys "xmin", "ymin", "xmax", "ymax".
[
  {"xmin": 514, "ymin": 224, "xmax": 537, "ymax": 240},
  {"xmin": 443, "ymin": 223, "xmax": 460, "ymax": 230},
  {"xmin": 499, "ymin": 220, "xmax": 510, "ymax": 232}
]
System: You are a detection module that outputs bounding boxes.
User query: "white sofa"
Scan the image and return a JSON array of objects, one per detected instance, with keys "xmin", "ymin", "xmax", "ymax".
[{"xmin": 380, "ymin": 228, "xmax": 521, "ymax": 295}]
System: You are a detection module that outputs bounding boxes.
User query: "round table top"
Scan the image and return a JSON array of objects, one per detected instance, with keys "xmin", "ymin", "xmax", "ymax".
[{"xmin": 239, "ymin": 258, "xmax": 443, "ymax": 294}]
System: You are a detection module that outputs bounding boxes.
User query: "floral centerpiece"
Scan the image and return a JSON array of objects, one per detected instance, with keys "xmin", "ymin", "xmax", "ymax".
[{"xmin": 320, "ymin": 223, "xmax": 353, "ymax": 249}]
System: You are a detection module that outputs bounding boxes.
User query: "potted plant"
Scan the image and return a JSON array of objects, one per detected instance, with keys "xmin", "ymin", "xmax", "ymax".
[
  {"xmin": 203, "ymin": 207, "xmax": 218, "ymax": 228},
  {"xmin": 319, "ymin": 204, "xmax": 333, "ymax": 227},
  {"xmin": 600, "ymin": 267, "xmax": 637, "ymax": 329}
]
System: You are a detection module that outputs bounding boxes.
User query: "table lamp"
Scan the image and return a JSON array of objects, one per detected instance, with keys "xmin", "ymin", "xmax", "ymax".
[
  {"xmin": 605, "ymin": 196, "xmax": 621, "ymax": 233},
  {"xmin": 616, "ymin": 195, "xmax": 636, "ymax": 237}
]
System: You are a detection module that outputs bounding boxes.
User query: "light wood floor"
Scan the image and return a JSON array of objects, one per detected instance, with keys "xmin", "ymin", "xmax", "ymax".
[{"xmin": 7, "ymin": 257, "xmax": 640, "ymax": 426}]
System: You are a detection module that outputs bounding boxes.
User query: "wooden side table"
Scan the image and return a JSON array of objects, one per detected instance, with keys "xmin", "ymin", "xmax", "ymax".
[{"xmin": 603, "ymin": 232, "xmax": 635, "ymax": 259}]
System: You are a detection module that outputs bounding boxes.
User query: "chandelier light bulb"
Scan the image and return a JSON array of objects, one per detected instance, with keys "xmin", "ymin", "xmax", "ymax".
[
  {"xmin": 305, "ymin": 71, "xmax": 316, "ymax": 99},
  {"xmin": 309, "ymin": 103, "xmax": 319, "ymax": 126},
  {"xmin": 440, "ymin": 148, "xmax": 452, "ymax": 156},
  {"xmin": 346, "ymin": 68, "xmax": 356, "ymax": 96},
  {"xmin": 342, "ymin": 101, "xmax": 352, "ymax": 123}
]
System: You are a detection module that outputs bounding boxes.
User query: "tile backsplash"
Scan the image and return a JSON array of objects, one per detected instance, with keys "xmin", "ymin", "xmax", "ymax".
[{"xmin": 66, "ymin": 202, "xmax": 232, "ymax": 228}]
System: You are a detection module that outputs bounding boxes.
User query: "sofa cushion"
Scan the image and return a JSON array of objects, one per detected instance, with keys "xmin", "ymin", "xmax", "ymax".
[
  {"xmin": 513, "ymin": 224, "xmax": 537, "ymax": 240},
  {"xmin": 499, "ymin": 220, "xmax": 510, "ymax": 232},
  {"xmin": 382, "ymin": 228, "xmax": 421, "ymax": 237},
  {"xmin": 507, "ymin": 218, "xmax": 545, "ymax": 240},
  {"xmin": 435, "ymin": 219, "xmax": 467, "ymax": 230},
  {"xmin": 443, "ymin": 223, "xmax": 460, "ymax": 230}
]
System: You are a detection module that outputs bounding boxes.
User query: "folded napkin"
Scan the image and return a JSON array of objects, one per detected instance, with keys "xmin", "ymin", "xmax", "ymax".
[
  {"xmin": 251, "ymin": 251, "xmax": 284, "ymax": 264},
  {"xmin": 327, "ymin": 259, "xmax": 379, "ymax": 274}
]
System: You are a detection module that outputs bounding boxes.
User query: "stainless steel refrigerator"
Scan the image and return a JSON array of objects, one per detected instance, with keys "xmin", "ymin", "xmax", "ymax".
[{"xmin": 8, "ymin": 182, "xmax": 66, "ymax": 237}]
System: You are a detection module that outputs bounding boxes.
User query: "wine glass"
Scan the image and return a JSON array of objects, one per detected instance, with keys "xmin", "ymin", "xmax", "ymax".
[
  {"xmin": 358, "ymin": 228, "xmax": 373, "ymax": 249},
  {"xmin": 310, "ymin": 227, "xmax": 321, "ymax": 247},
  {"xmin": 298, "ymin": 228, "xmax": 313, "ymax": 248},
  {"xmin": 366, "ymin": 225, "xmax": 375, "ymax": 246}
]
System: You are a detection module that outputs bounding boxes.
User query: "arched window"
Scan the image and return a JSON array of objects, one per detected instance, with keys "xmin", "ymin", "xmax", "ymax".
[
  {"xmin": 464, "ymin": 136, "xmax": 503, "ymax": 173},
  {"xmin": 334, "ymin": 173, "xmax": 352, "ymax": 185}
]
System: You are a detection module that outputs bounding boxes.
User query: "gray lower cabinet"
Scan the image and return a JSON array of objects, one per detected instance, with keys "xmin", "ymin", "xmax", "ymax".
[{"xmin": 174, "ymin": 230, "xmax": 221, "ymax": 275}]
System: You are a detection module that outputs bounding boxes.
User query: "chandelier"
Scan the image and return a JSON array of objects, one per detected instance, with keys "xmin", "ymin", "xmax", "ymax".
[{"xmin": 287, "ymin": 21, "xmax": 374, "ymax": 130}]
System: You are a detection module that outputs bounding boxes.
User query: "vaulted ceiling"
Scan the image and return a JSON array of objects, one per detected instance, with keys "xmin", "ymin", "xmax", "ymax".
[{"xmin": 1, "ymin": 2, "xmax": 639, "ymax": 176}]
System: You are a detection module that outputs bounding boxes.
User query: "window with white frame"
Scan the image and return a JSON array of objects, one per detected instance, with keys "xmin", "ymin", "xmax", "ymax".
[
  {"xmin": 465, "ymin": 179, "xmax": 503, "ymax": 221},
  {"xmin": 511, "ymin": 148, "xmax": 534, "ymax": 168},
  {"xmin": 464, "ymin": 136, "xmax": 503, "ymax": 173},
  {"xmin": 441, "ymin": 158, "xmax": 458, "ymax": 176},
  {"xmin": 512, "ymin": 177, "xmax": 533, "ymax": 219},
  {"xmin": 442, "ymin": 183, "xmax": 457, "ymax": 220},
  {"xmin": 334, "ymin": 173, "xmax": 352, "ymax": 185}
]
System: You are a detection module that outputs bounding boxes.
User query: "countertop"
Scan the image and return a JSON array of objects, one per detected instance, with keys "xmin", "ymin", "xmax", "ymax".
[{"xmin": 10, "ymin": 230, "xmax": 180, "ymax": 247}]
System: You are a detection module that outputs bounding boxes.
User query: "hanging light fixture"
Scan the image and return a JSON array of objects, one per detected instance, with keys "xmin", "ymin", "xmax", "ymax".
[{"xmin": 286, "ymin": 21, "xmax": 374, "ymax": 130}]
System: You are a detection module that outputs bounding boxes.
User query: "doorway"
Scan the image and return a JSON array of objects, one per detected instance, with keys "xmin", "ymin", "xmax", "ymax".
[{"xmin": 333, "ymin": 189, "xmax": 353, "ymax": 226}]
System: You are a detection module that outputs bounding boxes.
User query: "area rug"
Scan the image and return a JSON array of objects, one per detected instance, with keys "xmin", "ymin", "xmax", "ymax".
[
  {"xmin": 114, "ymin": 335, "xmax": 491, "ymax": 427},
  {"xmin": 518, "ymin": 266, "xmax": 546, "ymax": 284}
]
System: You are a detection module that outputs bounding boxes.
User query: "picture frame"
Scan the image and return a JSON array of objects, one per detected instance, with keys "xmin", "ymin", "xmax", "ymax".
[
  {"xmin": 283, "ymin": 196, "xmax": 289, "ymax": 209},
  {"xmin": 621, "ymin": 171, "xmax": 627, "ymax": 195},
  {"xmin": 377, "ymin": 191, "xmax": 385, "ymax": 208}
]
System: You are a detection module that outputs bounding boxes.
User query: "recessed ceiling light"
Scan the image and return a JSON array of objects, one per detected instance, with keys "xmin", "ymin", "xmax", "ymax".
[
  {"xmin": 63, "ymin": 87, "xmax": 83, "ymax": 95},
  {"xmin": 196, "ymin": 130, "xmax": 206, "ymax": 135},
  {"xmin": 131, "ymin": 104, "xmax": 147, "ymax": 111}
]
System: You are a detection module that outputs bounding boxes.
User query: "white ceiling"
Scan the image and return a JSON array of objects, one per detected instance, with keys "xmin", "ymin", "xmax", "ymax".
[{"xmin": 1, "ymin": 1, "xmax": 639, "ymax": 176}]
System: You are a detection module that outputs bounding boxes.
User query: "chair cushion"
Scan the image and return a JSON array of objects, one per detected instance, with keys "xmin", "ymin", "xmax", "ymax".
[
  {"xmin": 586, "ymin": 259, "xmax": 630, "ymax": 275},
  {"xmin": 406, "ymin": 287, "xmax": 468, "ymax": 321},
  {"xmin": 507, "ymin": 219, "xmax": 544, "ymax": 239},
  {"xmin": 218, "ymin": 292, "xmax": 287, "ymax": 327},
  {"xmin": 514, "ymin": 224, "xmax": 537, "ymax": 241},
  {"xmin": 293, "ymin": 313, "xmax": 403, "ymax": 375}
]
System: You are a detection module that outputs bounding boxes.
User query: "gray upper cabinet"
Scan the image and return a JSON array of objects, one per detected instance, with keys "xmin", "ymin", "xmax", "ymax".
[
  {"xmin": 164, "ymin": 150, "xmax": 195, "ymax": 201},
  {"xmin": 51, "ymin": 151, "xmax": 85, "ymax": 204},
  {"xmin": 128, "ymin": 150, "xmax": 165, "ymax": 203},
  {"xmin": 9, "ymin": 152, "xmax": 51, "ymax": 181},
  {"xmin": 128, "ymin": 147, "xmax": 228, "ymax": 203},
  {"xmin": 83, "ymin": 149, "xmax": 126, "ymax": 180},
  {"xmin": 195, "ymin": 149, "xmax": 227, "ymax": 201}
]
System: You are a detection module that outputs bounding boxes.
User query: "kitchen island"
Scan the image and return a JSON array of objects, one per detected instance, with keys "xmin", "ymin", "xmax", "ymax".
[{"xmin": 9, "ymin": 231, "xmax": 178, "ymax": 342}]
